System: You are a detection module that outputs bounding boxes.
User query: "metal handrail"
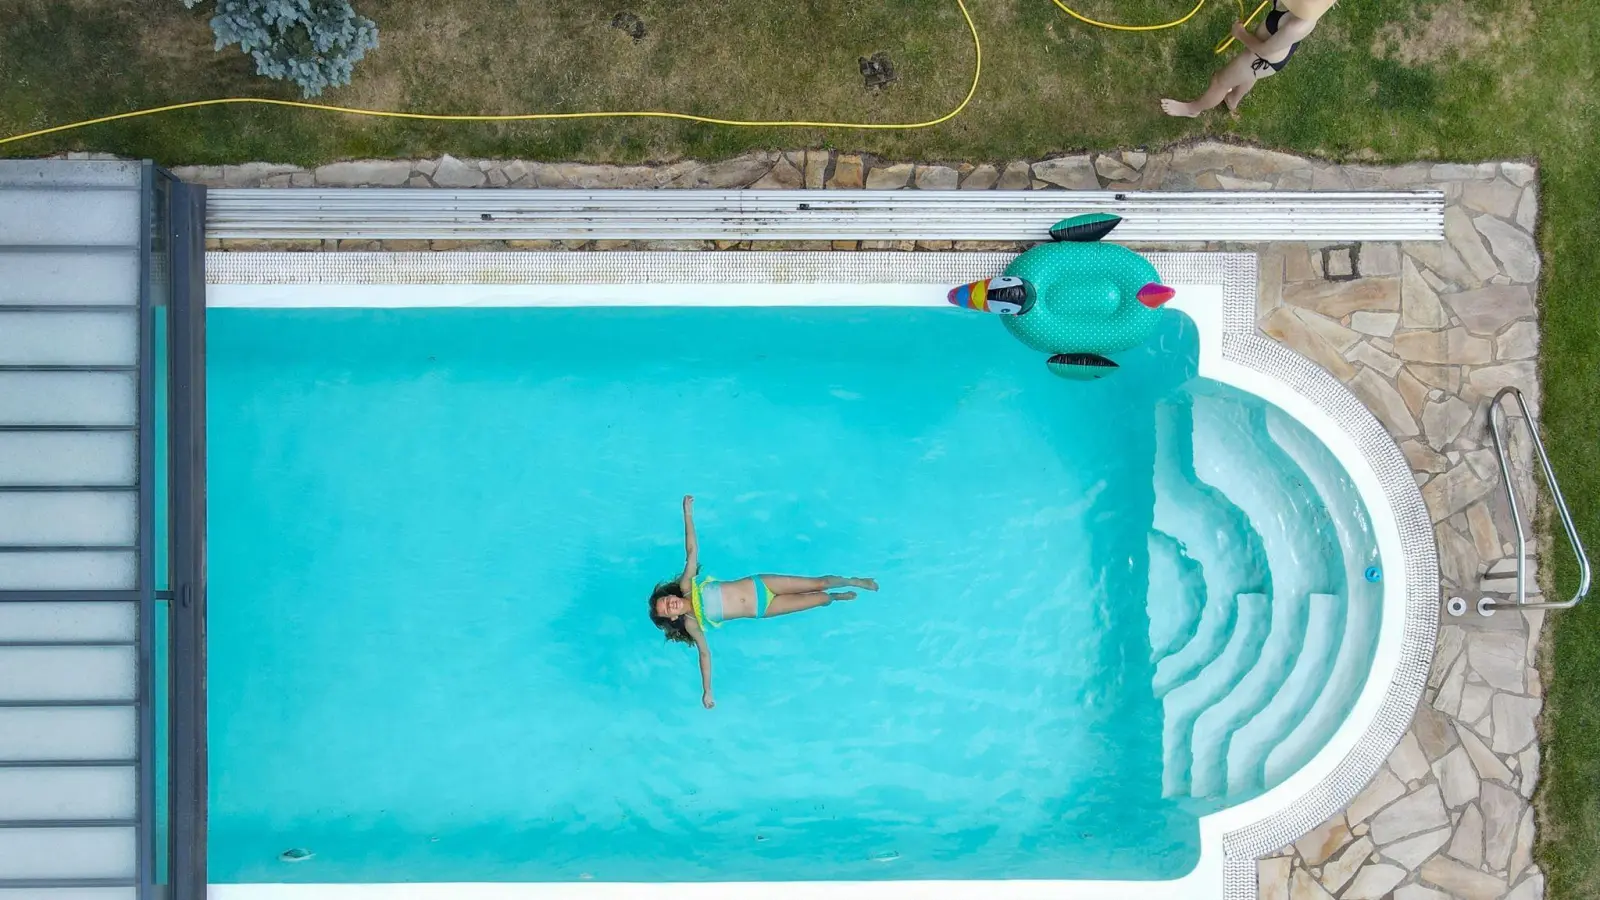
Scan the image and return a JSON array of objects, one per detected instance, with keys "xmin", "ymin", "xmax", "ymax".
[{"xmin": 1480, "ymin": 386, "xmax": 1591, "ymax": 613}]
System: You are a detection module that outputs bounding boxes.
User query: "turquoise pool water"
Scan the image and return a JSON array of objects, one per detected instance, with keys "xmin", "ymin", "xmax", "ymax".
[{"xmin": 207, "ymin": 306, "xmax": 1379, "ymax": 883}]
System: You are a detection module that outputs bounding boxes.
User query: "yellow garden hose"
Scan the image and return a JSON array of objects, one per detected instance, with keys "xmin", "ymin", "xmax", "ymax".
[
  {"xmin": 1049, "ymin": 0, "xmax": 1268, "ymax": 53},
  {"xmin": 1212, "ymin": 0, "xmax": 1274, "ymax": 53},
  {"xmin": 1051, "ymin": 0, "xmax": 1210, "ymax": 31},
  {"xmin": 0, "ymin": 0, "xmax": 1264, "ymax": 148}
]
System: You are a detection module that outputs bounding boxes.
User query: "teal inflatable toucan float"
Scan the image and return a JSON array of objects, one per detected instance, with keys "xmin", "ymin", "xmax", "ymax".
[{"xmin": 947, "ymin": 214, "xmax": 1174, "ymax": 379}]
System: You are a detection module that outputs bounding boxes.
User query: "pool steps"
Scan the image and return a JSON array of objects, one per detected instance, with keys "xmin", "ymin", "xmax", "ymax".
[
  {"xmin": 1236, "ymin": 408, "xmax": 1384, "ymax": 790},
  {"xmin": 1144, "ymin": 531, "xmax": 1205, "ymax": 663},
  {"xmin": 1152, "ymin": 579, "xmax": 1237, "ymax": 698},
  {"xmin": 1150, "ymin": 392, "xmax": 1378, "ymax": 803},
  {"xmin": 1229, "ymin": 594, "xmax": 1351, "ymax": 793},
  {"xmin": 1184, "ymin": 393, "xmax": 1335, "ymax": 800},
  {"xmin": 1262, "ymin": 586, "xmax": 1382, "ymax": 787},
  {"xmin": 1160, "ymin": 592, "xmax": 1270, "ymax": 798},
  {"xmin": 1149, "ymin": 398, "xmax": 1267, "ymax": 696}
]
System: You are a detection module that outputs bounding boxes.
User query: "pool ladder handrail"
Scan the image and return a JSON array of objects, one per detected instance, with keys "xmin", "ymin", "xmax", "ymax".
[{"xmin": 1476, "ymin": 386, "xmax": 1591, "ymax": 615}]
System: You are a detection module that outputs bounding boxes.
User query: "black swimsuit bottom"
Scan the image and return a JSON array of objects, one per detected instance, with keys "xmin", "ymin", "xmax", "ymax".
[{"xmin": 1251, "ymin": 5, "xmax": 1300, "ymax": 74}]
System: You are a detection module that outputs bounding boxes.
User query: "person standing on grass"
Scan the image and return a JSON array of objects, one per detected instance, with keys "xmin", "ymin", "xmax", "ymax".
[{"xmin": 1161, "ymin": 0, "xmax": 1335, "ymax": 119}]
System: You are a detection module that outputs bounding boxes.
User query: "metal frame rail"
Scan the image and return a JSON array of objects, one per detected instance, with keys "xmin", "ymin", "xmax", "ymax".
[
  {"xmin": 1477, "ymin": 386, "xmax": 1591, "ymax": 615},
  {"xmin": 205, "ymin": 188, "xmax": 1447, "ymax": 243},
  {"xmin": 166, "ymin": 176, "xmax": 209, "ymax": 900}
]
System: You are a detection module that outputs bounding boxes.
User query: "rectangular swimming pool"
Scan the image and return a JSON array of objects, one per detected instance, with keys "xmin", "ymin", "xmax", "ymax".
[{"xmin": 203, "ymin": 253, "xmax": 1403, "ymax": 899}]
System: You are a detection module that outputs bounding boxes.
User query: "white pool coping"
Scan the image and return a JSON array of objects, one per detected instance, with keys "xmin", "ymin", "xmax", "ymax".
[{"xmin": 205, "ymin": 251, "xmax": 1437, "ymax": 900}]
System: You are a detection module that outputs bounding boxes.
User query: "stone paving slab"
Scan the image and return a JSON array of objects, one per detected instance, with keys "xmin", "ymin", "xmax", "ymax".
[
  {"xmin": 169, "ymin": 142, "xmax": 1545, "ymax": 900},
  {"xmin": 1245, "ymin": 158, "xmax": 1542, "ymax": 900}
]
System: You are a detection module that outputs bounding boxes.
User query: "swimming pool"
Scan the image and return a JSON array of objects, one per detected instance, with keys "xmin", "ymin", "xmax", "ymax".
[{"xmin": 203, "ymin": 252, "xmax": 1425, "ymax": 900}]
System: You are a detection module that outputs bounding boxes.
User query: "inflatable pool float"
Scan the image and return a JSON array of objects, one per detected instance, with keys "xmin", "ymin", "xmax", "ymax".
[{"xmin": 947, "ymin": 214, "xmax": 1174, "ymax": 379}]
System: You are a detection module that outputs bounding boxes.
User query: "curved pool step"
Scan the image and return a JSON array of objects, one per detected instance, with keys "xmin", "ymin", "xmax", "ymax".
[
  {"xmin": 1150, "ymin": 397, "xmax": 1267, "ymax": 690},
  {"xmin": 1187, "ymin": 599, "xmax": 1310, "ymax": 799},
  {"xmin": 1263, "ymin": 587, "xmax": 1383, "ymax": 787},
  {"xmin": 1180, "ymin": 392, "xmax": 1341, "ymax": 801},
  {"xmin": 1153, "ymin": 583, "xmax": 1236, "ymax": 698},
  {"xmin": 1263, "ymin": 404, "xmax": 1380, "ymax": 585},
  {"xmin": 1225, "ymin": 593, "xmax": 1347, "ymax": 796},
  {"xmin": 1161, "ymin": 592, "xmax": 1270, "ymax": 799},
  {"xmin": 1219, "ymin": 408, "xmax": 1385, "ymax": 795},
  {"xmin": 1146, "ymin": 530, "xmax": 1206, "ymax": 663}
]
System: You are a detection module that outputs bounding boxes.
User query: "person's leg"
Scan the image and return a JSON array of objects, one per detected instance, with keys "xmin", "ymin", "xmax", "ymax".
[
  {"xmin": 765, "ymin": 590, "xmax": 858, "ymax": 617},
  {"xmin": 759, "ymin": 575, "xmax": 878, "ymax": 594},
  {"xmin": 1161, "ymin": 55, "xmax": 1260, "ymax": 118},
  {"xmin": 1222, "ymin": 84, "xmax": 1250, "ymax": 117},
  {"xmin": 1224, "ymin": 66, "xmax": 1269, "ymax": 116}
]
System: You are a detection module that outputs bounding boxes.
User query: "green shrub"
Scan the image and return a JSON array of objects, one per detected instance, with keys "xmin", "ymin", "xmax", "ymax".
[{"xmin": 184, "ymin": 0, "xmax": 378, "ymax": 98}]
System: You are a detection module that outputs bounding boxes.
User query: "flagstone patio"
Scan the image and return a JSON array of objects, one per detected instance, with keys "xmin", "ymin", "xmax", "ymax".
[{"xmin": 176, "ymin": 142, "xmax": 1545, "ymax": 900}]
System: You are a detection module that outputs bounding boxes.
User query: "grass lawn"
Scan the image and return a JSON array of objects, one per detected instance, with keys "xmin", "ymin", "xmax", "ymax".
[{"xmin": 4, "ymin": 0, "xmax": 1600, "ymax": 895}]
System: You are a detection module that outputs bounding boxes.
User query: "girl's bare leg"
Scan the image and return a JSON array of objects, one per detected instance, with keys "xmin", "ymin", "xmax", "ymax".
[
  {"xmin": 1225, "ymin": 62, "xmax": 1271, "ymax": 118},
  {"xmin": 1161, "ymin": 55, "xmax": 1261, "ymax": 118},
  {"xmin": 759, "ymin": 575, "xmax": 878, "ymax": 594},
  {"xmin": 1224, "ymin": 79, "xmax": 1257, "ymax": 115},
  {"xmin": 765, "ymin": 591, "xmax": 857, "ymax": 617}
]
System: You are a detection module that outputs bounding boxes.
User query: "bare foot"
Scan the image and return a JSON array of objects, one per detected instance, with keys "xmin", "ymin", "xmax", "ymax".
[
  {"xmin": 1228, "ymin": 105, "xmax": 1242, "ymax": 121},
  {"xmin": 1160, "ymin": 98, "xmax": 1200, "ymax": 118},
  {"xmin": 849, "ymin": 578, "xmax": 879, "ymax": 591},
  {"xmin": 833, "ymin": 591, "xmax": 858, "ymax": 602}
]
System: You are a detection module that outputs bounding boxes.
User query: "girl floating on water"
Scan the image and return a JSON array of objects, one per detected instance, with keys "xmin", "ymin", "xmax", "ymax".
[{"xmin": 649, "ymin": 495, "xmax": 877, "ymax": 709}]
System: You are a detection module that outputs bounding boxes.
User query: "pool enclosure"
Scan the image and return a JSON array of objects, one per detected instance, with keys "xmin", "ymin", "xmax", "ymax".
[{"xmin": 0, "ymin": 160, "xmax": 206, "ymax": 900}]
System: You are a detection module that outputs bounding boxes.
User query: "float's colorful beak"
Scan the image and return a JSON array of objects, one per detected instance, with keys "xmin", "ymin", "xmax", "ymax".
[
  {"xmin": 1137, "ymin": 282, "xmax": 1176, "ymax": 309},
  {"xmin": 948, "ymin": 280, "xmax": 992, "ymax": 311},
  {"xmin": 949, "ymin": 278, "xmax": 1032, "ymax": 315}
]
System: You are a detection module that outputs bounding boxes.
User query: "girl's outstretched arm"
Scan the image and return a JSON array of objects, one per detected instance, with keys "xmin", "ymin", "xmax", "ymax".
[
  {"xmin": 685, "ymin": 616, "xmax": 714, "ymax": 709},
  {"xmin": 677, "ymin": 495, "xmax": 699, "ymax": 595}
]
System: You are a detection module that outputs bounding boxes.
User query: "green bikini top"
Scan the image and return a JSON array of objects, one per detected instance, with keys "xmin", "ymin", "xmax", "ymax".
[{"xmin": 689, "ymin": 576, "xmax": 720, "ymax": 630}]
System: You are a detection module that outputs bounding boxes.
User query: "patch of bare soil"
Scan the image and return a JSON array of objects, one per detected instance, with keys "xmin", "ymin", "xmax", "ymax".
[{"xmin": 1372, "ymin": 0, "xmax": 1531, "ymax": 66}]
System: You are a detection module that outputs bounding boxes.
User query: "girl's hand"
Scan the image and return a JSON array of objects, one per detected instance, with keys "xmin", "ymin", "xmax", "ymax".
[
  {"xmin": 702, "ymin": 692, "xmax": 715, "ymax": 709},
  {"xmin": 1231, "ymin": 21, "xmax": 1251, "ymax": 43},
  {"xmin": 683, "ymin": 495, "xmax": 694, "ymax": 511}
]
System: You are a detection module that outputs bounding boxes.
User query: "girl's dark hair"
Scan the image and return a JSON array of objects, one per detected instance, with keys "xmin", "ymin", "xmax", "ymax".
[{"xmin": 649, "ymin": 580, "xmax": 695, "ymax": 644}]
